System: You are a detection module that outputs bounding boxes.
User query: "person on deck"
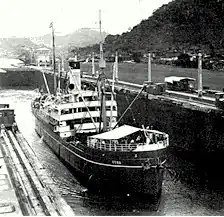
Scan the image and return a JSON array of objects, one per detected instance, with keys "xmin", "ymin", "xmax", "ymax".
[{"xmin": 128, "ymin": 139, "xmax": 135, "ymax": 151}]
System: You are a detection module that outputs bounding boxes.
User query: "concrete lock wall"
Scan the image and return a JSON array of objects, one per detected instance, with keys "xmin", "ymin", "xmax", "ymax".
[
  {"xmin": 1, "ymin": 69, "xmax": 224, "ymax": 157},
  {"xmin": 116, "ymin": 92, "xmax": 224, "ymax": 154}
]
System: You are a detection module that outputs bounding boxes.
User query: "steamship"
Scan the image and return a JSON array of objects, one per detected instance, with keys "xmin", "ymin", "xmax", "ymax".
[
  {"xmin": 31, "ymin": 58, "xmax": 169, "ymax": 197},
  {"xmin": 31, "ymin": 21, "xmax": 169, "ymax": 198}
]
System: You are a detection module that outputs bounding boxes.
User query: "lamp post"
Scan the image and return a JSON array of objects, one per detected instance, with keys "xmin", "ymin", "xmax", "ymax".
[
  {"xmin": 148, "ymin": 53, "xmax": 152, "ymax": 82},
  {"xmin": 198, "ymin": 53, "xmax": 203, "ymax": 97},
  {"xmin": 58, "ymin": 53, "xmax": 65, "ymax": 72},
  {"xmin": 30, "ymin": 48, "xmax": 33, "ymax": 64}
]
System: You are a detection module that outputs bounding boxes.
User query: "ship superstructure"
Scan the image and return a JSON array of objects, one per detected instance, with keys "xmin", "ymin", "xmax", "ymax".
[{"xmin": 32, "ymin": 58, "xmax": 118, "ymax": 139}]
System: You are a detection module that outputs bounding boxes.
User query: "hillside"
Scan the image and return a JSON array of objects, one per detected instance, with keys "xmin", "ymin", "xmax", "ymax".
[
  {"xmin": 0, "ymin": 38, "xmax": 38, "ymax": 54},
  {"xmin": 37, "ymin": 28, "xmax": 108, "ymax": 48},
  {"xmin": 81, "ymin": 0, "xmax": 224, "ymax": 56},
  {"xmin": 0, "ymin": 28, "xmax": 108, "ymax": 58},
  {"xmin": 0, "ymin": 37, "xmax": 39, "ymax": 62}
]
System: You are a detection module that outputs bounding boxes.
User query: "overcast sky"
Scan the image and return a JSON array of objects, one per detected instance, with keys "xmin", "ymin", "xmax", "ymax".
[{"xmin": 0, "ymin": 0, "xmax": 171, "ymax": 38}]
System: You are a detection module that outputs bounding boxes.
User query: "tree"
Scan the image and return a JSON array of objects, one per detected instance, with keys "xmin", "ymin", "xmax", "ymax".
[
  {"xmin": 68, "ymin": 0, "xmax": 224, "ymax": 57},
  {"xmin": 132, "ymin": 52, "xmax": 142, "ymax": 63},
  {"xmin": 16, "ymin": 48, "xmax": 32, "ymax": 65}
]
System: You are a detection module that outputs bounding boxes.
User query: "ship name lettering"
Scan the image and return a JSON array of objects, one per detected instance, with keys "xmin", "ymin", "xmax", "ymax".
[{"xmin": 112, "ymin": 161, "xmax": 121, "ymax": 164}]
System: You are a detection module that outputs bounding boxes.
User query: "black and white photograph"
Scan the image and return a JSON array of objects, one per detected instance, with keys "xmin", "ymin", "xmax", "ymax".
[{"xmin": 0, "ymin": 0, "xmax": 224, "ymax": 215}]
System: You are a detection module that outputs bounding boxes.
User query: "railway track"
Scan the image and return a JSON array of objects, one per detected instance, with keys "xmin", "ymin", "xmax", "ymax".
[
  {"xmin": 82, "ymin": 75, "xmax": 220, "ymax": 111},
  {"xmin": 1, "ymin": 129, "xmax": 75, "ymax": 216}
]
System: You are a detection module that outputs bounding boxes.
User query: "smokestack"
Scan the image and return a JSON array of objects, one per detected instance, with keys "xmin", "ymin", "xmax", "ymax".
[
  {"xmin": 74, "ymin": 54, "xmax": 78, "ymax": 61},
  {"xmin": 68, "ymin": 59, "xmax": 81, "ymax": 93}
]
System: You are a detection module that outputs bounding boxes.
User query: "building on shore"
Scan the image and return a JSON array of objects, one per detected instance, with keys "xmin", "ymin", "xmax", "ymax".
[{"xmin": 35, "ymin": 48, "xmax": 51, "ymax": 67}]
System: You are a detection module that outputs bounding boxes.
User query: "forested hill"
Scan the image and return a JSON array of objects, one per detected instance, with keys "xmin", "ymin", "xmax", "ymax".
[{"xmin": 80, "ymin": 0, "xmax": 224, "ymax": 56}]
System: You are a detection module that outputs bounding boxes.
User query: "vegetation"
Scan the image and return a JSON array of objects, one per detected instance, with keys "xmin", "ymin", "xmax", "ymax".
[
  {"xmin": 80, "ymin": 62, "xmax": 224, "ymax": 90},
  {"xmin": 79, "ymin": 0, "xmax": 224, "ymax": 57},
  {"xmin": 3, "ymin": 0, "xmax": 224, "ymax": 68},
  {"xmin": 37, "ymin": 28, "xmax": 108, "ymax": 48}
]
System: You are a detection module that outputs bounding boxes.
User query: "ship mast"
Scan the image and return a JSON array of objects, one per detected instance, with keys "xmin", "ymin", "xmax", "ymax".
[
  {"xmin": 50, "ymin": 22, "xmax": 56, "ymax": 95},
  {"xmin": 110, "ymin": 58, "xmax": 115, "ymax": 130},
  {"xmin": 58, "ymin": 60, "xmax": 61, "ymax": 93},
  {"xmin": 98, "ymin": 9, "xmax": 107, "ymax": 132}
]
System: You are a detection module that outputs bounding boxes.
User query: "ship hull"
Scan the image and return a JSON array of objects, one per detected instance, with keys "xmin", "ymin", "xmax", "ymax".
[{"xmin": 33, "ymin": 111, "xmax": 167, "ymax": 197}]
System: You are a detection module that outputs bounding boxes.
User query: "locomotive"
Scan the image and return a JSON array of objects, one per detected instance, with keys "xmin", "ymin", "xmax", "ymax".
[{"xmin": 0, "ymin": 104, "xmax": 16, "ymax": 129}]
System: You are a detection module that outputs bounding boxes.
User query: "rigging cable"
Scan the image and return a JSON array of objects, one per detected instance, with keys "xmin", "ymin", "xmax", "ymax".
[
  {"xmin": 112, "ymin": 84, "xmax": 147, "ymax": 129},
  {"xmin": 125, "ymin": 95, "xmax": 137, "ymax": 126}
]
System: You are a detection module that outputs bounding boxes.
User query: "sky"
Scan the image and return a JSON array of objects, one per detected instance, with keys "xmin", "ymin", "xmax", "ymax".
[{"xmin": 0, "ymin": 0, "xmax": 172, "ymax": 38}]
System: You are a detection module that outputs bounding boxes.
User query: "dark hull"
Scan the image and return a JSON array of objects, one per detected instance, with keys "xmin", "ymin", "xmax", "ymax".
[{"xmin": 33, "ymin": 110, "xmax": 167, "ymax": 196}]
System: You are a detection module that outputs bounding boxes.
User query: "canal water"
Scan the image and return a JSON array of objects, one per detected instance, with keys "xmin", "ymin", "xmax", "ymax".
[{"xmin": 1, "ymin": 89, "xmax": 224, "ymax": 215}]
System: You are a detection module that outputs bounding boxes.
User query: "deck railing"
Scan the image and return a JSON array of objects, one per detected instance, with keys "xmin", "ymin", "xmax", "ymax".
[
  {"xmin": 87, "ymin": 139, "xmax": 168, "ymax": 152},
  {"xmin": 87, "ymin": 140, "xmax": 138, "ymax": 152}
]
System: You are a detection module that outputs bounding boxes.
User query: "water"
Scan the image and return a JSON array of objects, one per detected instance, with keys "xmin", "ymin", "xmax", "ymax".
[{"xmin": 1, "ymin": 89, "xmax": 224, "ymax": 215}]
